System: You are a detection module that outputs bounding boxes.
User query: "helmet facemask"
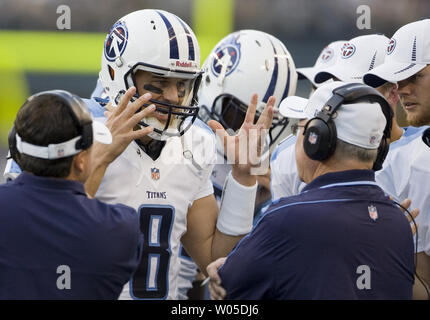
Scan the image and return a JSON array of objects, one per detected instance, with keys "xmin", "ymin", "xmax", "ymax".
[{"xmin": 199, "ymin": 93, "xmax": 289, "ymax": 146}]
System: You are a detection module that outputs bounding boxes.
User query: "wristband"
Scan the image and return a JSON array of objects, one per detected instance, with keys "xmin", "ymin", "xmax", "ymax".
[{"xmin": 216, "ymin": 171, "xmax": 258, "ymax": 235}]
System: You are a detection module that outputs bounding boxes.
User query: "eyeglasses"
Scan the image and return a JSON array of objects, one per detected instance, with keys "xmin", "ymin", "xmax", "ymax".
[{"xmin": 291, "ymin": 123, "xmax": 306, "ymax": 136}]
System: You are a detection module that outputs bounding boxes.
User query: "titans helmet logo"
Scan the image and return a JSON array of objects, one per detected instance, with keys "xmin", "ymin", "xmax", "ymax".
[
  {"xmin": 211, "ymin": 34, "xmax": 242, "ymax": 77},
  {"xmin": 104, "ymin": 20, "xmax": 129, "ymax": 62}
]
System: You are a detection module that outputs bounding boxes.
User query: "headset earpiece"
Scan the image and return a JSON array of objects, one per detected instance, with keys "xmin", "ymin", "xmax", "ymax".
[
  {"xmin": 8, "ymin": 124, "xmax": 19, "ymax": 163},
  {"xmin": 303, "ymin": 116, "xmax": 337, "ymax": 161}
]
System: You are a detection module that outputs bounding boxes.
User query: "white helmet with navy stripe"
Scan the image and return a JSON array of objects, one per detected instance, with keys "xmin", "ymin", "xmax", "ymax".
[
  {"xmin": 197, "ymin": 29, "xmax": 297, "ymax": 146},
  {"xmin": 99, "ymin": 9, "xmax": 202, "ymax": 140}
]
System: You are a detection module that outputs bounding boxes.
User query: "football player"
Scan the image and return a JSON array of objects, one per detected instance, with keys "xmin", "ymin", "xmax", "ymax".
[
  {"xmin": 363, "ymin": 19, "xmax": 430, "ymax": 299},
  {"xmin": 177, "ymin": 29, "xmax": 298, "ymax": 299},
  {"xmin": 88, "ymin": 10, "xmax": 275, "ymax": 300}
]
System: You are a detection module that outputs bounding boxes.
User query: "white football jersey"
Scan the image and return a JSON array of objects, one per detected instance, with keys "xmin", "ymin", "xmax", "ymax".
[
  {"xmin": 375, "ymin": 126, "xmax": 430, "ymax": 254},
  {"xmin": 177, "ymin": 150, "xmax": 229, "ymax": 299},
  {"xmin": 83, "ymin": 98, "xmax": 216, "ymax": 300},
  {"xmin": 270, "ymin": 134, "xmax": 306, "ymax": 200}
]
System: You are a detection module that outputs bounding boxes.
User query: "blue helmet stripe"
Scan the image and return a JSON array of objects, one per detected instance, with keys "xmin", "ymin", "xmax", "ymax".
[
  {"xmin": 175, "ymin": 17, "xmax": 195, "ymax": 61},
  {"xmin": 281, "ymin": 49, "xmax": 291, "ymax": 101},
  {"xmin": 263, "ymin": 40, "xmax": 279, "ymax": 103},
  {"xmin": 157, "ymin": 11, "xmax": 179, "ymax": 59}
]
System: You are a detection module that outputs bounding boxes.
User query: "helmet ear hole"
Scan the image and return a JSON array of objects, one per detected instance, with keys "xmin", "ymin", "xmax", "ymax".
[
  {"xmin": 205, "ymin": 75, "xmax": 211, "ymax": 85},
  {"xmin": 108, "ymin": 65, "xmax": 115, "ymax": 81}
]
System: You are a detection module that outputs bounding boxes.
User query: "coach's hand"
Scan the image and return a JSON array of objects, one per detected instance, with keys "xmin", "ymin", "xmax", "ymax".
[
  {"xmin": 208, "ymin": 94, "xmax": 274, "ymax": 186},
  {"xmin": 206, "ymin": 257, "xmax": 227, "ymax": 300},
  {"xmin": 399, "ymin": 198, "xmax": 420, "ymax": 236},
  {"xmin": 97, "ymin": 86, "xmax": 155, "ymax": 165}
]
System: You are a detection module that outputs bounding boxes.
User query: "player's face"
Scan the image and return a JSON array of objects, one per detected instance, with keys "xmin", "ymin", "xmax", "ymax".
[
  {"xmin": 295, "ymin": 119, "xmax": 319, "ymax": 183},
  {"xmin": 135, "ymin": 70, "xmax": 193, "ymax": 125},
  {"xmin": 398, "ymin": 65, "xmax": 430, "ymax": 126}
]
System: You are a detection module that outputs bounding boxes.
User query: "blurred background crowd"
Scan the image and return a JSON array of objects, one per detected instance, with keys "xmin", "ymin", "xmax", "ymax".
[{"xmin": 0, "ymin": 0, "xmax": 428, "ymax": 182}]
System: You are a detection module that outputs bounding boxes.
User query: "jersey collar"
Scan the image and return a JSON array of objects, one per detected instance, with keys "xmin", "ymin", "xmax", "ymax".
[{"xmin": 302, "ymin": 169, "xmax": 376, "ymax": 193}]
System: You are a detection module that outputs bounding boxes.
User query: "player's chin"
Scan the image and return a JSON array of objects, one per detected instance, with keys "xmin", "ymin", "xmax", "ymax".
[{"xmin": 406, "ymin": 108, "xmax": 430, "ymax": 127}]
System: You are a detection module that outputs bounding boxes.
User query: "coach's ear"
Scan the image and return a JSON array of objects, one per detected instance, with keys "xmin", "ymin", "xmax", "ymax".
[{"xmin": 70, "ymin": 149, "xmax": 91, "ymax": 183}]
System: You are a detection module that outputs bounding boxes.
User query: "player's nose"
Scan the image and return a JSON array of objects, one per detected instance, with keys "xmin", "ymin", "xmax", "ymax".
[{"xmin": 163, "ymin": 83, "xmax": 180, "ymax": 105}]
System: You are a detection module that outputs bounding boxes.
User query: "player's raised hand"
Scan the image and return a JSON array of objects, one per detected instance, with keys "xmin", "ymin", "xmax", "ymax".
[
  {"xmin": 208, "ymin": 94, "xmax": 274, "ymax": 183},
  {"xmin": 98, "ymin": 86, "xmax": 155, "ymax": 164}
]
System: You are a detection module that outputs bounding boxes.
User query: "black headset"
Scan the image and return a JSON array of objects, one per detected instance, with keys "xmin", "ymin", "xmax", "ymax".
[
  {"xmin": 302, "ymin": 83, "xmax": 393, "ymax": 171},
  {"xmin": 8, "ymin": 90, "xmax": 93, "ymax": 162}
]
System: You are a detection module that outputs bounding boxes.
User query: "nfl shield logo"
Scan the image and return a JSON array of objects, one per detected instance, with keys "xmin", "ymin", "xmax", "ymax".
[
  {"xmin": 368, "ymin": 205, "xmax": 378, "ymax": 221},
  {"xmin": 151, "ymin": 168, "xmax": 160, "ymax": 180},
  {"xmin": 308, "ymin": 132, "xmax": 318, "ymax": 145}
]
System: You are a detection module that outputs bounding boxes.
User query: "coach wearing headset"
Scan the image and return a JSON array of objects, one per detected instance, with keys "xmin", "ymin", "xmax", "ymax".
[
  {"xmin": 0, "ymin": 89, "xmax": 154, "ymax": 299},
  {"xmin": 207, "ymin": 81, "xmax": 415, "ymax": 299}
]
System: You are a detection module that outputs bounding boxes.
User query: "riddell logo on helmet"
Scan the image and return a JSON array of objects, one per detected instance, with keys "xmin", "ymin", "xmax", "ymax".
[{"xmin": 176, "ymin": 61, "xmax": 193, "ymax": 68}]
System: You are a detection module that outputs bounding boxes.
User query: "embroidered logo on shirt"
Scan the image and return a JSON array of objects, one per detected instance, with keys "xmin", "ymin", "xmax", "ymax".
[
  {"xmin": 368, "ymin": 205, "xmax": 378, "ymax": 221},
  {"xmin": 151, "ymin": 167, "xmax": 160, "ymax": 180}
]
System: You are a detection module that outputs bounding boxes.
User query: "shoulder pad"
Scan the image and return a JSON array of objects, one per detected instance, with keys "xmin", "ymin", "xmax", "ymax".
[{"xmin": 82, "ymin": 98, "xmax": 106, "ymax": 118}]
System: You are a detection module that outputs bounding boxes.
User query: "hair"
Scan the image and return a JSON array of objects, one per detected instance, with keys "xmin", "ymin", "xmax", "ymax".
[
  {"xmin": 14, "ymin": 94, "xmax": 83, "ymax": 178},
  {"xmin": 334, "ymin": 139, "xmax": 378, "ymax": 164}
]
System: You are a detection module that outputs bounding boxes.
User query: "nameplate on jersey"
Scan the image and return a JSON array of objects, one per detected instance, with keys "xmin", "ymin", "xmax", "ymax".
[{"xmin": 146, "ymin": 191, "xmax": 167, "ymax": 199}]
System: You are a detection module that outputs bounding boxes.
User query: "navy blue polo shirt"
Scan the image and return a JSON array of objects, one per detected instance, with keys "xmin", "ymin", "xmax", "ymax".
[
  {"xmin": 219, "ymin": 170, "xmax": 415, "ymax": 300},
  {"xmin": 0, "ymin": 172, "xmax": 143, "ymax": 299}
]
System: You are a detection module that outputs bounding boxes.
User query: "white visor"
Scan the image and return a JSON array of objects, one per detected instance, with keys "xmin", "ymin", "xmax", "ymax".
[{"xmin": 16, "ymin": 120, "xmax": 112, "ymax": 160}]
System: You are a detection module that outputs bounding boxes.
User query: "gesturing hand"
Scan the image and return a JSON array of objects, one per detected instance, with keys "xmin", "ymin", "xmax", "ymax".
[
  {"xmin": 208, "ymin": 94, "xmax": 275, "ymax": 183},
  {"xmin": 97, "ymin": 86, "xmax": 155, "ymax": 165}
]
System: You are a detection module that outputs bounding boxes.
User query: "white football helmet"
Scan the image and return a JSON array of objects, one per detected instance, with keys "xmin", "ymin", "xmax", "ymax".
[
  {"xmin": 99, "ymin": 9, "xmax": 202, "ymax": 140},
  {"xmin": 197, "ymin": 29, "xmax": 297, "ymax": 146}
]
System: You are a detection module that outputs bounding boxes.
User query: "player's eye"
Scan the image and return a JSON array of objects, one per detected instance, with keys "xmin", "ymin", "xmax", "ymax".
[
  {"xmin": 144, "ymin": 84, "xmax": 163, "ymax": 95},
  {"xmin": 177, "ymin": 81, "xmax": 186, "ymax": 98}
]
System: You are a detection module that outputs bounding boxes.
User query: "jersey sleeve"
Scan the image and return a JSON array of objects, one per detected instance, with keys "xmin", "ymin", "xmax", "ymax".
[
  {"xmin": 270, "ymin": 135, "xmax": 305, "ymax": 200},
  {"xmin": 218, "ymin": 212, "xmax": 281, "ymax": 299},
  {"xmin": 375, "ymin": 134, "xmax": 416, "ymax": 202},
  {"xmin": 194, "ymin": 177, "xmax": 214, "ymax": 200},
  {"xmin": 3, "ymin": 158, "xmax": 22, "ymax": 181},
  {"xmin": 187, "ymin": 119, "xmax": 217, "ymax": 201}
]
